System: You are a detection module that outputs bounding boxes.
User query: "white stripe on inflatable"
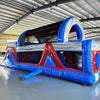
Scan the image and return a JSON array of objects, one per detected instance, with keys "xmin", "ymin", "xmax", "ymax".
[
  {"xmin": 94, "ymin": 73, "xmax": 99, "ymax": 82},
  {"xmin": 64, "ymin": 17, "xmax": 85, "ymax": 42}
]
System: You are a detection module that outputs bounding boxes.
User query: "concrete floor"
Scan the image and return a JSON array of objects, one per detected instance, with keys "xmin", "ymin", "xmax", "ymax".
[{"xmin": 0, "ymin": 66, "xmax": 100, "ymax": 100}]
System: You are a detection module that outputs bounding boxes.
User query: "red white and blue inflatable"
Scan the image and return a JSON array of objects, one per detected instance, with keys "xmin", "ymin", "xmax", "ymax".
[{"xmin": 0, "ymin": 17, "xmax": 100, "ymax": 85}]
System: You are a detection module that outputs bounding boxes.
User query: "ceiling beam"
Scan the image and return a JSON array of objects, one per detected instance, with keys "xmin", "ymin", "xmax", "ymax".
[
  {"xmin": 85, "ymin": 31, "xmax": 100, "ymax": 35},
  {"xmin": 86, "ymin": 35, "xmax": 100, "ymax": 39},
  {"xmin": 80, "ymin": 17, "xmax": 100, "ymax": 22},
  {"xmin": 84, "ymin": 27, "xmax": 100, "ymax": 29},
  {"xmin": 0, "ymin": 1, "xmax": 27, "ymax": 13},
  {"xmin": 0, "ymin": 34, "xmax": 19, "ymax": 37},
  {"xmin": 69, "ymin": 35, "xmax": 100, "ymax": 41},
  {"xmin": 74, "ymin": 1, "xmax": 95, "ymax": 17},
  {"xmin": 68, "ymin": 30, "xmax": 100, "ymax": 40},
  {"xmin": 0, "ymin": 0, "xmax": 77, "ymax": 34}
]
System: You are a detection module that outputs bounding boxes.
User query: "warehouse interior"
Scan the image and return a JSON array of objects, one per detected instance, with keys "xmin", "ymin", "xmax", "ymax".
[
  {"xmin": 1, "ymin": 0, "xmax": 100, "ymax": 52},
  {"xmin": 0, "ymin": 0, "xmax": 100, "ymax": 100}
]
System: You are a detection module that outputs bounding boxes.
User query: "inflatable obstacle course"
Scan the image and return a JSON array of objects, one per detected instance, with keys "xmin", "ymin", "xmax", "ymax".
[{"xmin": 0, "ymin": 17, "xmax": 100, "ymax": 85}]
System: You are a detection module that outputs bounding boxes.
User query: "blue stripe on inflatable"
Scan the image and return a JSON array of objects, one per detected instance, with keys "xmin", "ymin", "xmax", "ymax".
[
  {"xmin": 17, "ymin": 30, "xmax": 41, "ymax": 47},
  {"xmin": 17, "ymin": 30, "xmax": 30, "ymax": 47},
  {"xmin": 8, "ymin": 52, "xmax": 16, "ymax": 65},
  {"xmin": 57, "ymin": 17, "xmax": 83, "ymax": 42},
  {"xmin": 44, "ymin": 55, "xmax": 56, "ymax": 67},
  {"xmin": 73, "ymin": 24, "xmax": 82, "ymax": 41},
  {"xmin": 56, "ymin": 52, "xmax": 68, "ymax": 68},
  {"xmin": 23, "ymin": 70, "xmax": 42, "ymax": 80},
  {"xmin": 96, "ymin": 53, "xmax": 100, "ymax": 69},
  {"xmin": 63, "ymin": 70, "xmax": 95, "ymax": 85},
  {"xmin": 57, "ymin": 17, "xmax": 73, "ymax": 42},
  {"xmin": 12, "ymin": 63, "xmax": 96, "ymax": 85},
  {"xmin": 34, "ymin": 36, "xmax": 41, "ymax": 43},
  {"xmin": 82, "ymin": 40, "xmax": 93, "ymax": 73}
]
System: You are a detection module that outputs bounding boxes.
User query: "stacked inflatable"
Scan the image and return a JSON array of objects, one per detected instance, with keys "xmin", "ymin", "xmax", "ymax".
[{"xmin": 0, "ymin": 17, "xmax": 100, "ymax": 85}]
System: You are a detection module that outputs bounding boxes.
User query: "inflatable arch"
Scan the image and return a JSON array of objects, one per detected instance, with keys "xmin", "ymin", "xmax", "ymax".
[
  {"xmin": 0, "ymin": 17, "xmax": 100, "ymax": 85},
  {"xmin": 57, "ymin": 17, "xmax": 85, "ymax": 42},
  {"xmin": 17, "ymin": 30, "xmax": 41, "ymax": 47}
]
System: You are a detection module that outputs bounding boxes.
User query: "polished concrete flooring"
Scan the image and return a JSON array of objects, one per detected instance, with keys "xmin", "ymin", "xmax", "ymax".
[{"xmin": 0, "ymin": 66, "xmax": 100, "ymax": 100}]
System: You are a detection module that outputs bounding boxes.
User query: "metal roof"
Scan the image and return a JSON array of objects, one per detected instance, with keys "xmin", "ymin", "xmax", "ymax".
[{"xmin": 0, "ymin": 0, "xmax": 100, "ymax": 40}]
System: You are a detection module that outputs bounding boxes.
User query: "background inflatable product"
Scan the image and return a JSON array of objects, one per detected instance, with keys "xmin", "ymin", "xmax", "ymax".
[{"xmin": 0, "ymin": 17, "xmax": 100, "ymax": 85}]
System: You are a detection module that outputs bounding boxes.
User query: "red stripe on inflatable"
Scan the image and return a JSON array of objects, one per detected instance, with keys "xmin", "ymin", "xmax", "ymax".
[
  {"xmin": 39, "ymin": 43, "xmax": 64, "ymax": 68},
  {"xmin": 92, "ymin": 50, "xmax": 100, "ymax": 73},
  {"xmin": 17, "ymin": 62, "xmax": 91, "ymax": 74},
  {"xmin": 0, "ymin": 46, "xmax": 91, "ymax": 75},
  {"xmin": 0, "ymin": 47, "xmax": 17, "ymax": 63}
]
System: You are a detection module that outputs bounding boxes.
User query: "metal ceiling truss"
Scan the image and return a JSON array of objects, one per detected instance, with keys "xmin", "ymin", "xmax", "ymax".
[
  {"xmin": 0, "ymin": 1, "xmax": 27, "ymax": 13},
  {"xmin": 0, "ymin": 0, "xmax": 100, "ymax": 41},
  {"xmin": 81, "ymin": 17, "xmax": 100, "ymax": 22},
  {"xmin": 65, "ymin": 3, "xmax": 87, "ymax": 18},
  {"xmin": 85, "ymin": 0, "xmax": 100, "ymax": 14},
  {"xmin": 84, "ymin": 27, "xmax": 100, "ymax": 29},
  {"xmin": 0, "ymin": 11, "xmax": 20, "ymax": 18},
  {"xmin": 69, "ymin": 31, "xmax": 100, "ymax": 40},
  {"xmin": 4, "ymin": 0, "xmax": 33, "ymax": 10},
  {"xmin": 74, "ymin": 1, "xmax": 95, "ymax": 17},
  {"xmin": 0, "ymin": 0, "xmax": 77, "ymax": 34},
  {"xmin": 0, "ymin": 7, "xmax": 24, "ymax": 15}
]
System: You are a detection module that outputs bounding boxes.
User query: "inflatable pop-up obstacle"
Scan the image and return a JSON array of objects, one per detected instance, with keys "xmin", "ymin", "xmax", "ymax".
[{"xmin": 0, "ymin": 17, "xmax": 100, "ymax": 85}]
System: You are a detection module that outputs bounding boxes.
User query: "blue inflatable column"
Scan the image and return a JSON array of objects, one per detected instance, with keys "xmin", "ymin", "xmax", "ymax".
[
  {"xmin": 82, "ymin": 40, "xmax": 93, "ymax": 73},
  {"xmin": 23, "ymin": 70, "xmax": 42, "ymax": 80}
]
